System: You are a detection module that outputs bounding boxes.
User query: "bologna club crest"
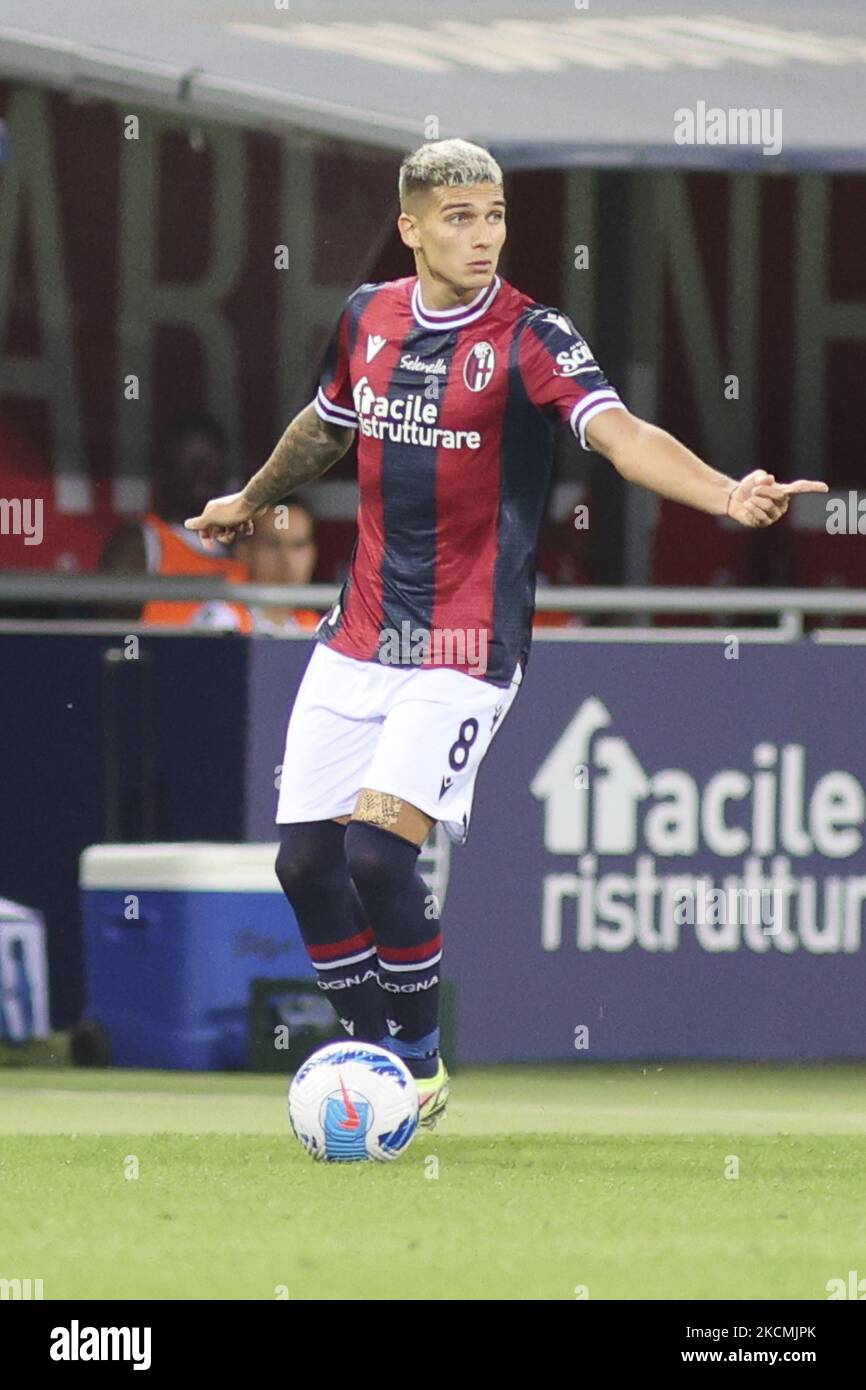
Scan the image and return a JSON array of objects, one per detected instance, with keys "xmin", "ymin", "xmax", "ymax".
[{"xmin": 463, "ymin": 341, "xmax": 496, "ymax": 392}]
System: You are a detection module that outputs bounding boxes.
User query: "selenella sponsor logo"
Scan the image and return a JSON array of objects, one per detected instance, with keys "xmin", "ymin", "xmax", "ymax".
[
  {"xmin": 532, "ymin": 698, "xmax": 866, "ymax": 953},
  {"xmin": 399, "ymin": 353, "xmax": 448, "ymax": 375}
]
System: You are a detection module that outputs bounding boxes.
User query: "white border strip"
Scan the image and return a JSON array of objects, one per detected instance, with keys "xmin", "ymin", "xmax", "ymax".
[
  {"xmin": 411, "ymin": 275, "xmax": 501, "ymax": 330},
  {"xmin": 569, "ymin": 390, "xmax": 625, "ymax": 449},
  {"xmin": 315, "ymin": 388, "xmax": 358, "ymax": 427},
  {"xmin": 378, "ymin": 950, "xmax": 443, "ymax": 972}
]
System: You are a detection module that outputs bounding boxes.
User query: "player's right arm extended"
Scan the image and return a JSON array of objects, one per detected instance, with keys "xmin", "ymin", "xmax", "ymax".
[{"xmin": 184, "ymin": 403, "xmax": 355, "ymax": 544}]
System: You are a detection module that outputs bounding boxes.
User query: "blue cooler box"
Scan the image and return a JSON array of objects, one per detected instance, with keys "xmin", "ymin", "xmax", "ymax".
[{"xmin": 78, "ymin": 843, "xmax": 314, "ymax": 1069}]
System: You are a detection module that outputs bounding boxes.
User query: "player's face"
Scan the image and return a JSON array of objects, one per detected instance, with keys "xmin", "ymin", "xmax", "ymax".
[{"xmin": 401, "ymin": 183, "xmax": 506, "ymax": 299}]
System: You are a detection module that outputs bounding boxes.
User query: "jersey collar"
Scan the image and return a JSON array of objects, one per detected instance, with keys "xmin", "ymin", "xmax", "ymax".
[{"xmin": 411, "ymin": 274, "xmax": 501, "ymax": 331}]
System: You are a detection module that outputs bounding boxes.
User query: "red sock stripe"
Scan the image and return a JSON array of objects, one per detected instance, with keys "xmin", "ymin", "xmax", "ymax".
[
  {"xmin": 378, "ymin": 933, "xmax": 443, "ymax": 965},
  {"xmin": 308, "ymin": 928, "xmax": 376, "ymax": 962}
]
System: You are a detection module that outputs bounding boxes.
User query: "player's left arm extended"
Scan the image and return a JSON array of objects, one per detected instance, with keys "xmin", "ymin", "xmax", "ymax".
[{"xmin": 585, "ymin": 408, "xmax": 828, "ymax": 528}]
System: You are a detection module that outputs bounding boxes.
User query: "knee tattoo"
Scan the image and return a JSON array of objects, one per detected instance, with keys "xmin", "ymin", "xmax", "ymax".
[{"xmin": 354, "ymin": 790, "xmax": 403, "ymax": 830}]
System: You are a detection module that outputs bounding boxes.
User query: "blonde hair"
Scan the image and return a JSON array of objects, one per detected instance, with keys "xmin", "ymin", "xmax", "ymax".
[{"xmin": 399, "ymin": 139, "xmax": 503, "ymax": 208}]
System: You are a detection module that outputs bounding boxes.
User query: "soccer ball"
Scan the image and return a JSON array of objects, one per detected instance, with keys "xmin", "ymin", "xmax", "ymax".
[{"xmin": 288, "ymin": 1041, "xmax": 419, "ymax": 1162}]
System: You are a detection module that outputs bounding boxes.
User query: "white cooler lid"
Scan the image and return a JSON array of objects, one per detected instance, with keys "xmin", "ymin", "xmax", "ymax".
[{"xmin": 79, "ymin": 842, "xmax": 281, "ymax": 892}]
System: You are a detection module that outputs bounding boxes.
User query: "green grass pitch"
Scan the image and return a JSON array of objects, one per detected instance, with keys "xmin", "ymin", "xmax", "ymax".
[{"xmin": 1, "ymin": 1063, "xmax": 865, "ymax": 1300}]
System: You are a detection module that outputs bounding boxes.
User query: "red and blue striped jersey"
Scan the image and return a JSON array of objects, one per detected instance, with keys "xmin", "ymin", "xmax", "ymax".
[{"xmin": 312, "ymin": 274, "xmax": 624, "ymax": 687}]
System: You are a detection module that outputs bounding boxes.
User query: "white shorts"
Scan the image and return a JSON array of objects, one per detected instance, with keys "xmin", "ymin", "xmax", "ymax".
[{"xmin": 276, "ymin": 642, "xmax": 523, "ymax": 845}]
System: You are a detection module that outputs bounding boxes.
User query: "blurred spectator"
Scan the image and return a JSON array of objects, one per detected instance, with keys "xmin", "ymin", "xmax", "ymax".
[
  {"xmin": 532, "ymin": 489, "xmax": 589, "ymax": 628},
  {"xmin": 99, "ymin": 413, "xmax": 247, "ymax": 623},
  {"xmin": 192, "ymin": 500, "xmax": 324, "ymax": 635}
]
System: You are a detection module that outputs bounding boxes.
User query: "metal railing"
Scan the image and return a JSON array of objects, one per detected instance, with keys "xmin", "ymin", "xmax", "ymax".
[{"xmin": 0, "ymin": 573, "xmax": 865, "ymax": 642}]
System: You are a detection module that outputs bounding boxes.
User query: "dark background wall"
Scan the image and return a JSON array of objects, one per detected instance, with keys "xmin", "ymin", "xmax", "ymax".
[{"xmin": 0, "ymin": 631, "xmax": 248, "ymax": 1025}]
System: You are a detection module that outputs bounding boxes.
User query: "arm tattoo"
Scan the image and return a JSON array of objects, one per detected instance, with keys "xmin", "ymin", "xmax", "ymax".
[{"xmin": 242, "ymin": 403, "xmax": 354, "ymax": 510}]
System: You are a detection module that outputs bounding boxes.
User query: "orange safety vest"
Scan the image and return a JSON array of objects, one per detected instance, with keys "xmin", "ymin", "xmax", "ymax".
[
  {"xmin": 288, "ymin": 609, "xmax": 323, "ymax": 630},
  {"xmin": 532, "ymin": 610, "xmax": 571, "ymax": 628},
  {"xmin": 230, "ymin": 606, "xmax": 324, "ymax": 634},
  {"xmin": 140, "ymin": 514, "xmax": 249, "ymax": 627}
]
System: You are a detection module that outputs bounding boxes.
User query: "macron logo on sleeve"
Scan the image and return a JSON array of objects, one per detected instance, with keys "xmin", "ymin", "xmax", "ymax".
[
  {"xmin": 542, "ymin": 312, "xmax": 574, "ymax": 335},
  {"xmin": 366, "ymin": 334, "xmax": 387, "ymax": 362}
]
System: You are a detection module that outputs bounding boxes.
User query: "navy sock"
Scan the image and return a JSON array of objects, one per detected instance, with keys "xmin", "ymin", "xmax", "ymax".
[
  {"xmin": 275, "ymin": 821, "xmax": 386, "ymax": 1043},
  {"xmin": 344, "ymin": 820, "xmax": 441, "ymax": 1080}
]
